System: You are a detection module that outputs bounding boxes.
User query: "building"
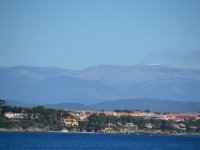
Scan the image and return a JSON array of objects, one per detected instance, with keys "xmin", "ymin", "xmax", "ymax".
[
  {"xmin": 166, "ymin": 113, "xmax": 196, "ymax": 122},
  {"xmin": 68, "ymin": 110, "xmax": 96, "ymax": 121},
  {"xmin": 5, "ymin": 112, "xmax": 24, "ymax": 121},
  {"xmin": 62, "ymin": 118, "xmax": 78, "ymax": 127},
  {"xmin": 99, "ymin": 111, "xmax": 117, "ymax": 116},
  {"xmin": 173, "ymin": 123, "xmax": 186, "ymax": 130},
  {"xmin": 116, "ymin": 112, "xmax": 130, "ymax": 117},
  {"xmin": 144, "ymin": 123, "xmax": 153, "ymax": 129},
  {"xmin": 125, "ymin": 123, "xmax": 138, "ymax": 130}
]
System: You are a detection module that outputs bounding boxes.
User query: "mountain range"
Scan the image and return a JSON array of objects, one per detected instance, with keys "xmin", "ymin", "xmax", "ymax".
[
  {"xmin": 0, "ymin": 65, "xmax": 200, "ymax": 106},
  {"xmin": 5, "ymin": 99, "xmax": 200, "ymax": 113}
]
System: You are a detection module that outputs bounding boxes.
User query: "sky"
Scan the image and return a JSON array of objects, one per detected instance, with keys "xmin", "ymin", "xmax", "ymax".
[{"xmin": 0, "ymin": 0, "xmax": 200, "ymax": 69}]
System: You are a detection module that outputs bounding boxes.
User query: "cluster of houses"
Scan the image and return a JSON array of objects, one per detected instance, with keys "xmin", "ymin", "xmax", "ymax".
[
  {"xmin": 64, "ymin": 110, "xmax": 200, "ymax": 122},
  {"xmin": 4, "ymin": 110, "xmax": 200, "ymax": 131},
  {"xmin": 4, "ymin": 112, "xmax": 24, "ymax": 121},
  {"xmin": 60, "ymin": 110, "xmax": 200, "ymax": 130},
  {"xmin": 61, "ymin": 110, "xmax": 96, "ymax": 127}
]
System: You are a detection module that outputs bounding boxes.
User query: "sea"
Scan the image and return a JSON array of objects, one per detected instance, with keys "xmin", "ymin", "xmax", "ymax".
[{"xmin": 0, "ymin": 132, "xmax": 200, "ymax": 150}]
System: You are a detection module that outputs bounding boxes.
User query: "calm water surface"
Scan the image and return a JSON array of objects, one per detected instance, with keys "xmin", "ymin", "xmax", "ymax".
[{"xmin": 0, "ymin": 132, "xmax": 200, "ymax": 150}]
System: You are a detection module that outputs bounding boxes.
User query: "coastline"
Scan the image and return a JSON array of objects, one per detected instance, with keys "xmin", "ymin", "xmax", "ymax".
[{"xmin": 1, "ymin": 128, "xmax": 200, "ymax": 136}]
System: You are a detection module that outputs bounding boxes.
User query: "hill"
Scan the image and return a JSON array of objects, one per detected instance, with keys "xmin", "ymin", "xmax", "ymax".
[
  {"xmin": 0, "ymin": 65, "xmax": 200, "ymax": 104},
  {"xmin": 4, "ymin": 98, "xmax": 200, "ymax": 113},
  {"xmin": 90, "ymin": 99, "xmax": 200, "ymax": 113}
]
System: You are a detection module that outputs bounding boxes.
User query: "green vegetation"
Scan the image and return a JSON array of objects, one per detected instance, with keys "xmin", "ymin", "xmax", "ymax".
[
  {"xmin": 0, "ymin": 104, "xmax": 70, "ymax": 131},
  {"xmin": 0, "ymin": 99, "xmax": 200, "ymax": 134}
]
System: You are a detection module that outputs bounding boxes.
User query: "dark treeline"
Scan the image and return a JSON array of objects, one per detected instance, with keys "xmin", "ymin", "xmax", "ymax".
[{"xmin": 0, "ymin": 99, "xmax": 71, "ymax": 131}]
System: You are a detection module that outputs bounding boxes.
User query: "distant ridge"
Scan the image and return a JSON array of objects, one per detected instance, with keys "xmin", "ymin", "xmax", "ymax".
[
  {"xmin": 5, "ymin": 99, "xmax": 200, "ymax": 113},
  {"xmin": 89, "ymin": 98, "xmax": 200, "ymax": 113},
  {"xmin": 0, "ymin": 65, "xmax": 200, "ymax": 104},
  {"xmin": 44, "ymin": 102, "xmax": 90, "ymax": 110}
]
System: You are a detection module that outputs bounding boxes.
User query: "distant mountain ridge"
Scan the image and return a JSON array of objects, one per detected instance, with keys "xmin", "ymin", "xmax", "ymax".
[
  {"xmin": 0, "ymin": 65, "xmax": 200, "ymax": 104},
  {"xmin": 89, "ymin": 98, "xmax": 200, "ymax": 113},
  {"xmin": 5, "ymin": 99, "xmax": 200, "ymax": 113}
]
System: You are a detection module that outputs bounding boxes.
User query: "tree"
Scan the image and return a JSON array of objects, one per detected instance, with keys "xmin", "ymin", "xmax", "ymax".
[
  {"xmin": 144, "ymin": 109, "xmax": 150, "ymax": 113},
  {"xmin": 0, "ymin": 99, "xmax": 5, "ymax": 114},
  {"xmin": 62, "ymin": 111, "xmax": 73, "ymax": 118},
  {"xmin": 0, "ymin": 99, "xmax": 5, "ymax": 106},
  {"xmin": 32, "ymin": 106, "xmax": 45, "ymax": 114}
]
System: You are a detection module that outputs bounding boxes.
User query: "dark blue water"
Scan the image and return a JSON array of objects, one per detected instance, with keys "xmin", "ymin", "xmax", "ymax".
[{"xmin": 0, "ymin": 132, "xmax": 200, "ymax": 150}]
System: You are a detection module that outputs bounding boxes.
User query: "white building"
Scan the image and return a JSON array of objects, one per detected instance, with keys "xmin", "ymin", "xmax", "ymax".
[{"xmin": 5, "ymin": 112, "xmax": 24, "ymax": 119}]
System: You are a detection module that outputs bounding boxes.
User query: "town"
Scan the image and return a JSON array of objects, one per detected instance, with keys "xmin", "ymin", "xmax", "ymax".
[{"xmin": 1, "ymin": 99, "xmax": 200, "ymax": 135}]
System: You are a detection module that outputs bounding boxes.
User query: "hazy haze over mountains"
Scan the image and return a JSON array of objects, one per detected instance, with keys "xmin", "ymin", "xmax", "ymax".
[{"xmin": 1, "ymin": 65, "xmax": 200, "ymax": 105}]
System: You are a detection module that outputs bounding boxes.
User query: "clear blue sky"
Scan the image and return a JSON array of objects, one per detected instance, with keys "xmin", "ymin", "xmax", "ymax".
[{"xmin": 0, "ymin": 0, "xmax": 200, "ymax": 69}]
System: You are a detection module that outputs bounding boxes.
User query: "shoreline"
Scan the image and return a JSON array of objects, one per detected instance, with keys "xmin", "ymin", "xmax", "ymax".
[{"xmin": 0, "ymin": 128, "xmax": 200, "ymax": 136}]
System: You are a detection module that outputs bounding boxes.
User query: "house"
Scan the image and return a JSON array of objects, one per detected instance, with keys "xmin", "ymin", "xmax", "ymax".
[
  {"xmin": 125, "ymin": 123, "xmax": 138, "ymax": 130},
  {"xmin": 190, "ymin": 126, "xmax": 198, "ymax": 130},
  {"xmin": 68, "ymin": 111, "xmax": 78, "ymax": 118},
  {"xmin": 116, "ymin": 112, "xmax": 130, "ymax": 117},
  {"xmin": 144, "ymin": 123, "xmax": 153, "ymax": 129},
  {"xmin": 67, "ymin": 110, "xmax": 96, "ymax": 121},
  {"xmin": 166, "ymin": 113, "xmax": 196, "ymax": 122},
  {"xmin": 173, "ymin": 123, "xmax": 186, "ymax": 130},
  {"xmin": 100, "ymin": 111, "xmax": 117, "ymax": 116},
  {"xmin": 62, "ymin": 118, "xmax": 78, "ymax": 127},
  {"xmin": 5, "ymin": 112, "xmax": 24, "ymax": 121},
  {"xmin": 77, "ymin": 113, "xmax": 87, "ymax": 121},
  {"xmin": 68, "ymin": 111, "xmax": 84, "ymax": 120},
  {"xmin": 117, "ymin": 122, "xmax": 122, "ymax": 126}
]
